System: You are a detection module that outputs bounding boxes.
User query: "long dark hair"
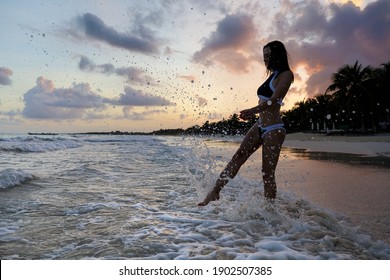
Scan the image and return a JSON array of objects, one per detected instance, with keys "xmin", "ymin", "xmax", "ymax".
[{"xmin": 264, "ymin": 41, "xmax": 292, "ymax": 74}]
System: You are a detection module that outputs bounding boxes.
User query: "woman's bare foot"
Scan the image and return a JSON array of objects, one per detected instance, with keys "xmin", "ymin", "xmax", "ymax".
[
  {"xmin": 197, "ymin": 178, "xmax": 227, "ymax": 206},
  {"xmin": 197, "ymin": 189, "xmax": 220, "ymax": 206}
]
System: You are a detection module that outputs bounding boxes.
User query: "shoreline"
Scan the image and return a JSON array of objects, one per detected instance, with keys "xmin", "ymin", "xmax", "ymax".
[
  {"xmin": 284, "ymin": 132, "xmax": 390, "ymax": 157},
  {"xmin": 285, "ymin": 132, "xmax": 390, "ymax": 142},
  {"xmin": 206, "ymin": 132, "xmax": 390, "ymax": 157}
]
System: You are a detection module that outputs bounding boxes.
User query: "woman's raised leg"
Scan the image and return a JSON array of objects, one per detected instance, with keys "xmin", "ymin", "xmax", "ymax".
[{"xmin": 198, "ymin": 124, "xmax": 262, "ymax": 206}]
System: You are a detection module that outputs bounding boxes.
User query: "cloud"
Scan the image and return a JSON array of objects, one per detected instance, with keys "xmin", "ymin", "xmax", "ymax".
[
  {"xmin": 192, "ymin": 13, "xmax": 258, "ymax": 73},
  {"xmin": 22, "ymin": 77, "xmax": 173, "ymax": 120},
  {"xmin": 115, "ymin": 67, "xmax": 150, "ymax": 84},
  {"xmin": 22, "ymin": 77, "xmax": 106, "ymax": 119},
  {"xmin": 0, "ymin": 67, "xmax": 13, "ymax": 86},
  {"xmin": 0, "ymin": 108, "xmax": 20, "ymax": 118},
  {"xmin": 179, "ymin": 75, "xmax": 196, "ymax": 83},
  {"xmin": 115, "ymin": 86, "xmax": 174, "ymax": 107},
  {"xmin": 122, "ymin": 107, "xmax": 167, "ymax": 120},
  {"xmin": 272, "ymin": 0, "xmax": 390, "ymax": 97},
  {"xmin": 78, "ymin": 55, "xmax": 152, "ymax": 84},
  {"xmin": 208, "ymin": 112, "xmax": 224, "ymax": 120},
  {"xmin": 73, "ymin": 13, "xmax": 159, "ymax": 54},
  {"xmin": 191, "ymin": 0, "xmax": 389, "ymax": 99},
  {"xmin": 78, "ymin": 56, "xmax": 115, "ymax": 74},
  {"xmin": 196, "ymin": 96, "xmax": 208, "ymax": 107}
]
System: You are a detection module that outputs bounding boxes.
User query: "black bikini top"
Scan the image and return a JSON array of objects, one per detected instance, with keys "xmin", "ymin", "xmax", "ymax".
[{"xmin": 257, "ymin": 71, "xmax": 279, "ymax": 99}]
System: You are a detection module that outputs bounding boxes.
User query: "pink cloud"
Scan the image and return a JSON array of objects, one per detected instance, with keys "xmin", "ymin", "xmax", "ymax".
[
  {"xmin": 192, "ymin": 13, "xmax": 258, "ymax": 73},
  {"xmin": 273, "ymin": 0, "xmax": 390, "ymax": 97},
  {"xmin": 0, "ymin": 67, "xmax": 13, "ymax": 86},
  {"xmin": 22, "ymin": 77, "xmax": 105, "ymax": 119}
]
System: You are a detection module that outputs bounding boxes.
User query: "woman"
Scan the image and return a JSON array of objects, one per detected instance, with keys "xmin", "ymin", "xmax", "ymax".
[{"xmin": 198, "ymin": 40, "xmax": 294, "ymax": 206}]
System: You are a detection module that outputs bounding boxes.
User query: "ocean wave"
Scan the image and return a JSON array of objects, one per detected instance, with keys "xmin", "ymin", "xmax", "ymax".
[
  {"xmin": 81, "ymin": 135, "xmax": 163, "ymax": 144},
  {"xmin": 0, "ymin": 136, "xmax": 82, "ymax": 153},
  {"xmin": 0, "ymin": 168, "xmax": 35, "ymax": 190}
]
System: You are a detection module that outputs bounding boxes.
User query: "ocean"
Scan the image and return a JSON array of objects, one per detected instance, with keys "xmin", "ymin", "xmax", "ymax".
[{"xmin": 1, "ymin": 133, "xmax": 389, "ymax": 259}]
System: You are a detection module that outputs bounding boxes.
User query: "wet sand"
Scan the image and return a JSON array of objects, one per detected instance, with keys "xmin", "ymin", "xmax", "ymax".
[
  {"xmin": 280, "ymin": 133, "xmax": 390, "ymax": 244},
  {"xmin": 277, "ymin": 149, "xmax": 390, "ymax": 244}
]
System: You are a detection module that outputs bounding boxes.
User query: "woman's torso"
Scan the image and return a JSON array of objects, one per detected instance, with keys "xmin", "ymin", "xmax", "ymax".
[
  {"xmin": 257, "ymin": 100, "xmax": 283, "ymax": 127},
  {"xmin": 257, "ymin": 71, "xmax": 286, "ymax": 127}
]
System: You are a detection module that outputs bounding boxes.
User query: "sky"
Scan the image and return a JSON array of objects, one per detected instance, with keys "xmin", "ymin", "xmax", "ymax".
[{"xmin": 0, "ymin": 0, "xmax": 389, "ymax": 133}]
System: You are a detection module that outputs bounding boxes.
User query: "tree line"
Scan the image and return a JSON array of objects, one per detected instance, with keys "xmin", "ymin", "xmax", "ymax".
[
  {"xmin": 153, "ymin": 61, "xmax": 389, "ymax": 136},
  {"xmin": 283, "ymin": 61, "xmax": 390, "ymax": 134}
]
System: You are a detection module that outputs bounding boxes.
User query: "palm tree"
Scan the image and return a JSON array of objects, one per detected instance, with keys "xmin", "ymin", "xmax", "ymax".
[
  {"xmin": 380, "ymin": 63, "xmax": 390, "ymax": 124},
  {"xmin": 326, "ymin": 61, "xmax": 374, "ymax": 131},
  {"xmin": 374, "ymin": 62, "xmax": 390, "ymax": 126},
  {"xmin": 283, "ymin": 100, "xmax": 311, "ymax": 132}
]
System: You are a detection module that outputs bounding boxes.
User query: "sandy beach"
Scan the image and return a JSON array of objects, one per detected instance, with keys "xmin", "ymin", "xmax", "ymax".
[{"xmin": 284, "ymin": 132, "xmax": 390, "ymax": 156}]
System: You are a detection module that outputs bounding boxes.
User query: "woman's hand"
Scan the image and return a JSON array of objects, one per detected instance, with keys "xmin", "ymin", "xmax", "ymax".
[{"xmin": 239, "ymin": 108, "xmax": 257, "ymax": 120}]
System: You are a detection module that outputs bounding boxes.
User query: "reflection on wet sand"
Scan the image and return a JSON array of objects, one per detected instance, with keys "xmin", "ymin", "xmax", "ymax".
[
  {"xmin": 282, "ymin": 147, "xmax": 390, "ymax": 168},
  {"xmin": 277, "ymin": 148, "xmax": 390, "ymax": 244}
]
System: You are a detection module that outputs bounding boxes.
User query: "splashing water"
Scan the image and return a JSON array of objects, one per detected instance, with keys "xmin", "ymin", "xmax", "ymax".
[{"xmin": 0, "ymin": 134, "xmax": 389, "ymax": 259}]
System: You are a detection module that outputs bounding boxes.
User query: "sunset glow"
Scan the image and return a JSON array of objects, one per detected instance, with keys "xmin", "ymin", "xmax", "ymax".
[{"xmin": 1, "ymin": 0, "xmax": 388, "ymax": 133}]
